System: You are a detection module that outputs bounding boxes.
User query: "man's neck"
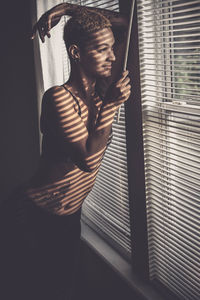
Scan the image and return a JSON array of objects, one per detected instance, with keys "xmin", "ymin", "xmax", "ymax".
[{"xmin": 68, "ymin": 66, "xmax": 96, "ymax": 104}]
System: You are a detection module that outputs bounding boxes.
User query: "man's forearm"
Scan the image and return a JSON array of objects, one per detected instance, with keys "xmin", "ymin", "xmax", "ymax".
[
  {"xmin": 51, "ymin": 2, "xmax": 128, "ymax": 27},
  {"xmin": 85, "ymin": 103, "xmax": 117, "ymax": 155}
]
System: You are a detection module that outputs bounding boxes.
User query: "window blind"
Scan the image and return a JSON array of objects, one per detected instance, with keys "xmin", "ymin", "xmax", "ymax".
[{"xmin": 137, "ymin": 0, "xmax": 200, "ymax": 299}]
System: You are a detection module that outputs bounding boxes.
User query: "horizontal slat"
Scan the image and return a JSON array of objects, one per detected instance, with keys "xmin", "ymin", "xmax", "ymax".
[
  {"xmin": 145, "ymin": 178, "xmax": 199, "ymax": 209},
  {"xmin": 145, "ymin": 171, "xmax": 200, "ymax": 203},
  {"xmin": 138, "ymin": 10, "xmax": 200, "ymax": 23},
  {"xmin": 147, "ymin": 220, "xmax": 200, "ymax": 256},
  {"xmin": 146, "ymin": 162, "xmax": 199, "ymax": 192},
  {"xmin": 143, "ymin": 112, "xmax": 200, "ymax": 130},
  {"xmin": 141, "ymin": 84, "xmax": 200, "ymax": 98},
  {"xmin": 151, "ymin": 271, "xmax": 199, "ymax": 300},
  {"xmin": 147, "ymin": 200, "xmax": 199, "ymax": 236},
  {"xmin": 149, "ymin": 249, "xmax": 200, "ymax": 283},
  {"xmin": 96, "ymin": 170, "xmax": 128, "ymax": 192},
  {"xmin": 144, "ymin": 135, "xmax": 200, "ymax": 159},
  {"xmin": 138, "ymin": 26, "xmax": 200, "ymax": 36},
  {"xmin": 145, "ymin": 128, "xmax": 200, "ymax": 150},
  {"xmin": 140, "ymin": 69, "xmax": 200, "ymax": 81},
  {"xmin": 151, "ymin": 273, "xmax": 198, "ymax": 300},
  {"xmin": 83, "ymin": 204, "xmax": 131, "ymax": 244},
  {"xmin": 149, "ymin": 253, "xmax": 200, "ymax": 295},
  {"xmin": 144, "ymin": 142, "xmax": 200, "ymax": 166},
  {"xmin": 84, "ymin": 200, "xmax": 130, "ymax": 236},
  {"xmin": 140, "ymin": 57, "xmax": 200, "ymax": 64},
  {"xmin": 137, "ymin": 0, "xmax": 200, "ymax": 11},
  {"xmin": 139, "ymin": 17, "xmax": 200, "ymax": 30},
  {"xmin": 102, "ymin": 156, "xmax": 128, "ymax": 173},
  {"xmin": 142, "ymin": 102, "xmax": 200, "ymax": 117},
  {"xmin": 144, "ymin": 150, "xmax": 200, "ymax": 176},
  {"xmin": 139, "ymin": 42, "xmax": 200, "ymax": 51},
  {"xmin": 143, "ymin": 117, "xmax": 200, "ymax": 136},
  {"xmin": 147, "ymin": 196, "xmax": 199, "ymax": 233},
  {"xmin": 144, "ymin": 171, "xmax": 199, "ymax": 204},
  {"xmin": 149, "ymin": 241, "xmax": 200, "ymax": 280},
  {"xmin": 146, "ymin": 160, "xmax": 200, "ymax": 191},
  {"xmin": 102, "ymin": 160, "xmax": 127, "ymax": 176},
  {"xmin": 149, "ymin": 236, "xmax": 199, "ymax": 272},
  {"xmin": 150, "ymin": 243, "xmax": 199, "ymax": 286},
  {"xmin": 138, "ymin": 8, "xmax": 200, "ymax": 22},
  {"xmin": 140, "ymin": 34, "xmax": 200, "ymax": 42},
  {"xmin": 144, "ymin": 119, "xmax": 200, "ymax": 140},
  {"xmin": 146, "ymin": 167, "xmax": 200, "ymax": 196},
  {"xmin": 91, "ymin": 186, "xmax": 129, "ymax": 212},
  {"xmin": 146, "ymin": 186, "xmax": 199, "ymax": 216},
  {"xmin": 146, "ymin": 158, "xmax": 200, "ymax": 187},
  {"xmin": 145, "ymin": 130, "xmax": 199, "ymax": 154},
  {"xmin": 83, "ymin": 0, "xmax": 117, "ymax": 7},
  {"xmin": 94, "ymin": 173, "xmax": 129, "ymax": 197},
  {"xmin": 141, "ymin": 62, "xmax": 200, "ymax": 73},
  {"xmin": 85, "ymin": 197, "xmax": 131, "ymax": 232},
  {"xmin": 91, "ymin": 183, "xmax": 129, "ymax": 209},
  {"xmin": 141, "ymin": 64, "xmax": 199, "ymax": 77}
]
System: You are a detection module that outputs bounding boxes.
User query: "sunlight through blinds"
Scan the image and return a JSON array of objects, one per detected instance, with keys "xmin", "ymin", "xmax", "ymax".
[{"xmin": 137, "ymin": 0, "xmax": 200, "ymax": 299}]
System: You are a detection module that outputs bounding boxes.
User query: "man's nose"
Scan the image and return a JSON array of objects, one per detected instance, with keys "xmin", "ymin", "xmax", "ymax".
[{"xmin": 109, "ymin": 49, "xmax": 116, "ymax": 62}]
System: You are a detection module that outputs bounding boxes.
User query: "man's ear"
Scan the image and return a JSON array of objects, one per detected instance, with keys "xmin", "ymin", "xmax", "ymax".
[{"xmin": 68, "ymin": 44, "xmax": 81, "ymax": 61}]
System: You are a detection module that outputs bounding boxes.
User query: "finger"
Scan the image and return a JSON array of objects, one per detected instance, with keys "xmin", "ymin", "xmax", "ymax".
[
  {"xmin": 38, "ymin": 25, "xmax": 45, "ymax": 43},
  {"xmin": 31, "ymin": 23, "xmax": 37, "ymax": 40},
  {"xmin": 47, "ymin": 15, "xmax": 52, "ymax": 32},
  {"xmin": 121, "ymin": 77, "xmax": 130, "ymax": 86},
  {"xmin": 117, "ymin": 71, "xmax": 129, "ymax": 84},
  {"xmin": 120, "ymin": 84, "xmax": 131, "ymax": 94},
  {"xmin": 118, "ymin": 91, "xmax": 131, "ymax": 103},
  {"xmin": 116, "ymin": 78, "xmax": 130, "ymax": 91}
]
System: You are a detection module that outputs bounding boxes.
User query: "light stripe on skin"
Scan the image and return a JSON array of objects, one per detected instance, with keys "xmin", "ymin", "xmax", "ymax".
[
  {"xmin": 28, "ymin": 168, "xmax": 98, "ymax": 207},
  {"xmin": 96, "ymin": 120, "xmax": 113, "ymax": 131},
  {"xmin": 60, "ymin": 118, "xmax": 83, "ymax": 128},
  {"xmin": 27, "ymin": 80, "xmax": 116, "ymax": 215},
  {"xmin": 85, "ymin": 147, "xmax": 105, "ymax": 162},
  {"xmin": 61, "ymin": 185, "xmax": 94, "ymax": 209},
  {"xmin": 37, "ymin": 173, "xmax": 97, "ymax": 208},
  {"xmin": 26, "ymin": 167, "xmax": 82, "ymax": 195},
  {"xmin": 41, "ymin": 171, "xmax": 97, "ymax": 206},
  {"xmin": 40, "ymin": 175, "xmax": 96, "ymax": 213},
  {"xmin": 59, "ymin": 201, "xmax": 83, "ymax": 216},
  {"xmin": 84, "ymin": 157, "xmax": 103, "ymax": 170},
  {"xmin": 50, "ymin": 87, "xmax": 90, "ymax": 143}
]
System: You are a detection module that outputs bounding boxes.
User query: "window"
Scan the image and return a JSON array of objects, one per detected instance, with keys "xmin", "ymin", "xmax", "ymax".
[
  {"xmin": 137, "ymin": 0, "xmax": 200, "ymax": 299},
  {"xmin": 33, "ymin": 0, "xmax": 200, "ymax": 299}
]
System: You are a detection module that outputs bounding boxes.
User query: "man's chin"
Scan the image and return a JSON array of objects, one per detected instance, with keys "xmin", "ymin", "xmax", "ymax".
[{"xmin": 100, "ymin": 70, "xmax": 112, "ymax": 78}]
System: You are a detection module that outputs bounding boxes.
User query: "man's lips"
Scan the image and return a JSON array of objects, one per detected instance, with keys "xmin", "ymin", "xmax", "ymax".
[{"xmin": 103, "ymin": 64, "xmax": 112, "ymax": 69}]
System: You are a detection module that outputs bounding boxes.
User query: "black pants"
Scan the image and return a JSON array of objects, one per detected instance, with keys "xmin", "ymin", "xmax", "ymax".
[{"xmin": 0, "ymin": 189, "xmax": 81, "ymax": 300}]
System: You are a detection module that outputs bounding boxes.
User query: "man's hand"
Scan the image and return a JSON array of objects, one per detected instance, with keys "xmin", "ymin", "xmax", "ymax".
[
  {"xmin": 104, "ymin": 71, "xmax": 131, "ymax": 107},
  {"xmin": 31, "ymin": 3, "xmax": 73, "ymax": 42}
]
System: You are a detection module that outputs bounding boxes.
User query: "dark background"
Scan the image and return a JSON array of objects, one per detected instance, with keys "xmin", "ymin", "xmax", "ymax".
[{"xmin": 1, "ymin": 0, "xmax": 40, "ymax": 204}]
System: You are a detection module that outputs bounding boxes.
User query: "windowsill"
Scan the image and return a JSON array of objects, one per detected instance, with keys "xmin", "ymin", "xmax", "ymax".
[{"xmin": 81, "ymin": 221, "xmax": 166, "ymax": 300}]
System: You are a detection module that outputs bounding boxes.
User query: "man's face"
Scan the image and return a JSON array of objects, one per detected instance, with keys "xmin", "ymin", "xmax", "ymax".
[{"xmin": 80, "ymin": 28, "xmax": 116, "ymax": 78}]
